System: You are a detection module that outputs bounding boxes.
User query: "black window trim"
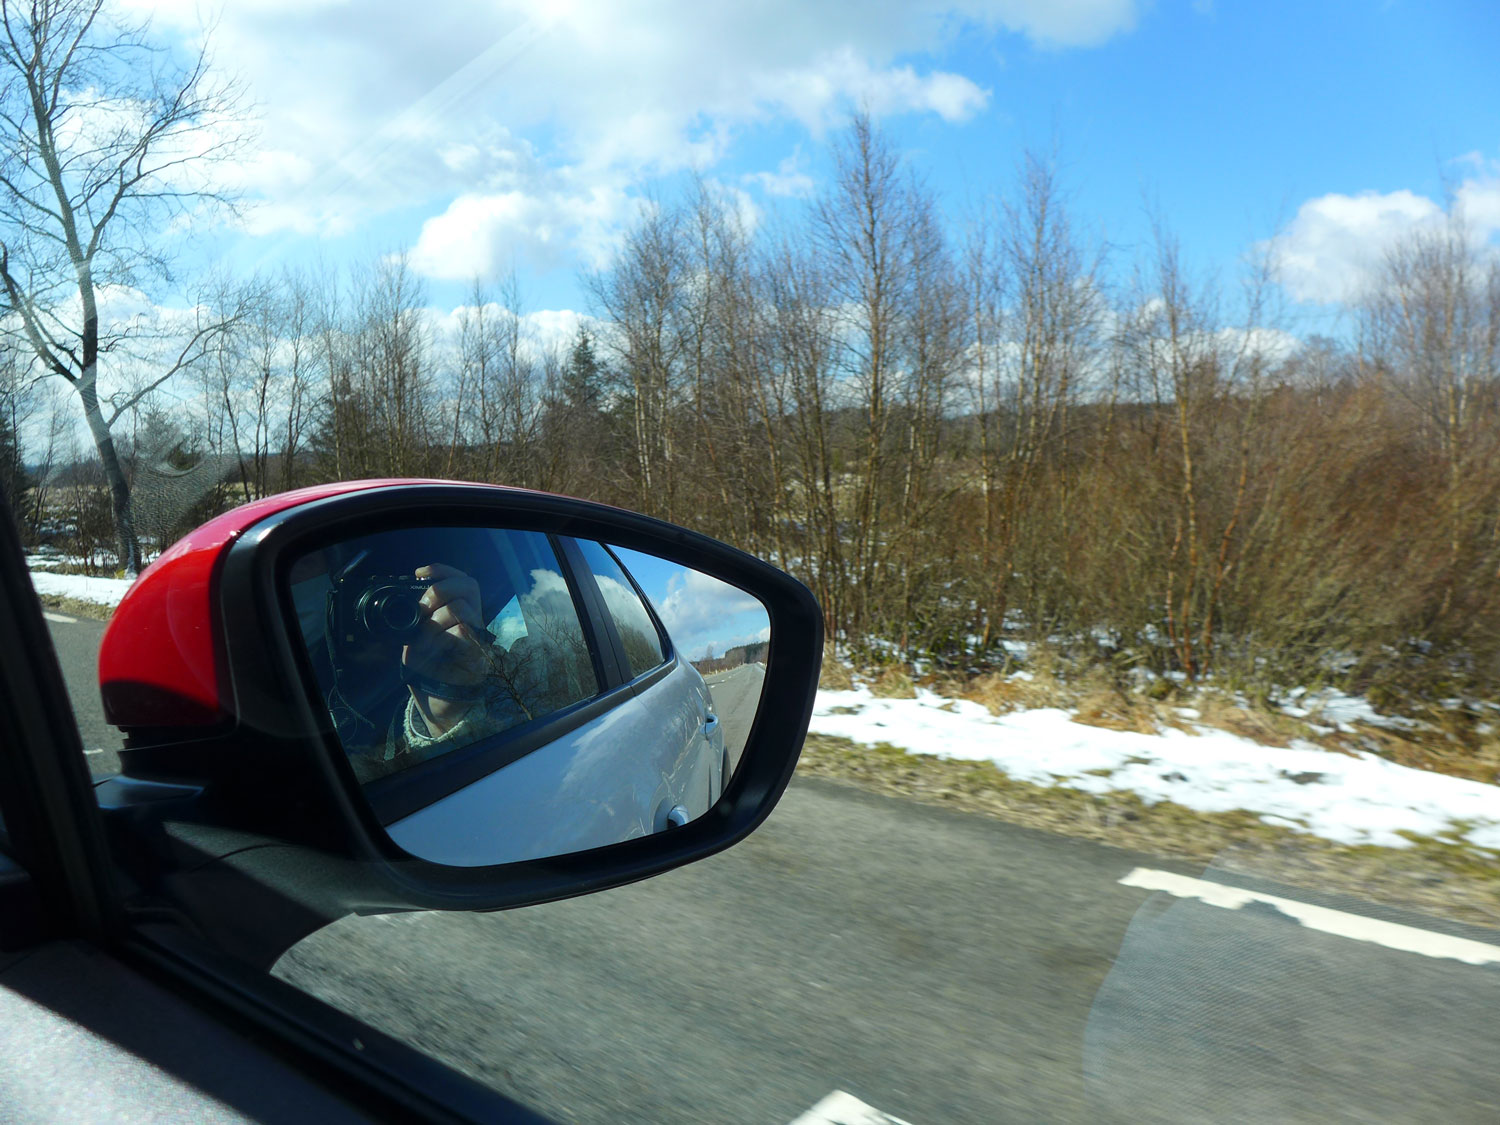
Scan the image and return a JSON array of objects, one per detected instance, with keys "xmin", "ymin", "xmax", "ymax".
[
  {"xmin": 363, "ymin": 653, "xmax": 681, "ymax": 826},
  {"xmin": 553, "ymin": 534, "xmax": 628, "ymax": 689},
  {"xmin": 563, "ymin": 537, "xmax": 672, "ymax": 686},
  {"xmin": 599, "ymin": 541, "xmax": 675, "ymax": 663}
]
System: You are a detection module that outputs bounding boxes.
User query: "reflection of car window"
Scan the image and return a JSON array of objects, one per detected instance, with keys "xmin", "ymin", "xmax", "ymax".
[
  {"xmin": 576, "ymin": 541, "xmax": 666, "ymax": 678},
  {"xmin": 289, "ymin": 527, "xmax": 599, "ymax": 783}
]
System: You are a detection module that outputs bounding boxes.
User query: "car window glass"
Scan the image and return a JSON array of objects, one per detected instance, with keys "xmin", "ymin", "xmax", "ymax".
[
  {"xmin": 288, "ymin": 527, "xmax": 598, "ymax": 784},
  {"xmin": 576, "ymin": 541, "xmax": 666, "ymax": 678}
]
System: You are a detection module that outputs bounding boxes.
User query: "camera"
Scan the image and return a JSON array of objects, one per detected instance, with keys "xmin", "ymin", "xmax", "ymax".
[{"xmin": 329, "ymin": 573, "xmax": 433, "ymax": 646}]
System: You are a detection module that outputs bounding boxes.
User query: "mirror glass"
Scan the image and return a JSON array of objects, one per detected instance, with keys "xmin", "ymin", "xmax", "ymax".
[{"xmin": 283, "ymin": 525, "xmax": 770, "ymax": 867}]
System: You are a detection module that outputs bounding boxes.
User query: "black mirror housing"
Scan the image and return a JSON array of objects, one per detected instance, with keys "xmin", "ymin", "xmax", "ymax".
[{"xmin": 95, "ymin": 482, "xmax": 822, "ymax": 965}]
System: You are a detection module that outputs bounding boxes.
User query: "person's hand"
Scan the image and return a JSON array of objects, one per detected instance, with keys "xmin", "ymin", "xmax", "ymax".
[{"xmin": 403, "ymin": 563, "xmax": 487, "ymax": 733}]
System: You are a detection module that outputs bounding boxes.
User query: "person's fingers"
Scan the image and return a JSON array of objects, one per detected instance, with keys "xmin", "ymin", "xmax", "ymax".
[
  {"xmin": 414, "ymin": 563, "xmax": 466, "ymax": 580},
  {"xmin": 420, "ymin": 575, "xmax": 482, "ymax": 630},
  {"xmin": 427, "ymin": 601, "xmax": 479, "ymax": 635}
]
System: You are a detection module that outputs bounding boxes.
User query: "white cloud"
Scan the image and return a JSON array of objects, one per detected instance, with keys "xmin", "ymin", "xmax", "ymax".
[
  {"xmin": 409, "ymin": 186, "xmax": 632, "ymax": 278},
  {"xmin": 123, "ymin": 0, "xmax": 1139, "ymax": 276},
  {"xmin": 1267, "ymin": 158, "xmax": 1500, "ymax": 305},
  {"xmin": 655, "ymin": 569, "xmax": 769, "ymax": 660},
  {"xmin": 423, "ymin": 300, "xmax": 594, "ymax": 361},
  {"xmin": 747, "ymin": 153, "xmax": 817, "ymax": 198}
]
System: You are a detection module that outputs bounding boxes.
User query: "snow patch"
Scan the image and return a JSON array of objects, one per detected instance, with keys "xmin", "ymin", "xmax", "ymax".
[
  {"xmin": 1278, "ymin": 686, "xmax": 1417, "ymax": 732},
  {"xmin": 29, "ymin": 570, "xmax": 135, "ymax": 608},
  {"xmin": 810, "ymin": 686, "xmax": 1500, "ymax": 852}
]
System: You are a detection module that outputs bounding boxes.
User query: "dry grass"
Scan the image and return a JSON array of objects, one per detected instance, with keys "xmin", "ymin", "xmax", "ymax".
[
  {"xmin": 828, "ymin": 654, "xmax": 1500, "ymax": 790},
  {"xmin": 1325, "ymin": 722, "xmax": 1500, "ymax": 785},
  {"xmin": 868, "ymin": 665, "xmax": 917, "ymax": 698},
  {"xmin": 37, "ymin": 594, "xmax": 112, "ymax": 621},
  {"xmin": 1189, "ymin": 694, "xmax": 1306, "ymax": 748},
  {"xmin": 1072, "ymin": 686, "xmax": 1159, "ymax": 735},
  {"xmin": 958, "ymin": 670, "xmax": 1068, "ymax": 714},
  {"xmin": 818, "ymin": 653, "xmax": 854, "ymax": 691}
]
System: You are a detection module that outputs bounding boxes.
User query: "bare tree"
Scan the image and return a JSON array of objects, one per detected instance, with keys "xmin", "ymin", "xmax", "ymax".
[
  {"xmin": 588, "ymin": 195, "xmax": 688, "ymax": 518},
  {"xmin": 0, "ymin": 0, "xmax": 244, "ymax": 572},
  {"xmin": 1361, "ymin": 211, "xmax": 1500, "ymax": 613}
]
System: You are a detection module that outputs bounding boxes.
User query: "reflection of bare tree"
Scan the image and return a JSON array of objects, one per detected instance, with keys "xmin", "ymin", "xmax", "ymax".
[
  {"xmin": 443, "ymin": 566, "xmax": 601, "ymax": 735},
  {"xmin": 594, "ymin": 575, "xmax": 664, "ymax": 676},
  {"xmin": 472, "ymin": 639, "xmax": 541, "ymax": 723},
  {"xmin": 518, "ymin": 569, "xmax": 598, "ymax": 704}
]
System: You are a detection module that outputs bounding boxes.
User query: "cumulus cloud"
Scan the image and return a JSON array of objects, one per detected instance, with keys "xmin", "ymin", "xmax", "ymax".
[
  {"xmin": 655, "ymin": 569, "xmax": 769, "ymax": 661},
  {"xmin": 124, "ymin": 0, "xmax": 1139, "ymax": 277},
  {"xmin": 1266, "ymin": 158, "xmax": 1500, "ymax": 305},
  {"xmin": 747, "ymin": 152, "xmax": 817, "ymax": 198},
  {"xmin": 410, "ymin": 185, "xmax": 632, "ymax": 277},
  {"xmin": 422, "ymin": 301, "xmax": 594, "ymax": 361}
]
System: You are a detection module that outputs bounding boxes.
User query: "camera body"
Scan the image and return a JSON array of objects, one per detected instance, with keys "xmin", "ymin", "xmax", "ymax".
[{"xmin": 329, "ymin": 573, "xmax": 433, "ymax": 646}]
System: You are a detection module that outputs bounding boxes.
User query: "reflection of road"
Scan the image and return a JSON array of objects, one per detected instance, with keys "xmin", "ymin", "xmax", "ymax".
[{"xmin": 701, "ymin": 662, "xmax": 765, "ymax": 774}]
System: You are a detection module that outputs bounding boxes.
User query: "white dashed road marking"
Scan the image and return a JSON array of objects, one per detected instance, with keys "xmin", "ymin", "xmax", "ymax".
[
  {"xmin": 42, "ymin": 611, "xmax": 77, "ymax": 623},
  {"xmin": 1120, "ymin": 867, "xmax": 1500, "ymax": 966},
  {"xmin": 788, "ymin": 1090, "xmax": 915, "ymax": 1125}
]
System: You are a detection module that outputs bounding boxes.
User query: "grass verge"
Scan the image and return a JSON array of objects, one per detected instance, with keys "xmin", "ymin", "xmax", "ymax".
[
  {"xmin": 37, "ymin": 594, "xmax": 113, "ymax": 621},
  {"xmin": 796, "ymin": 732, "xmax": 1500, "ymax": 929}
]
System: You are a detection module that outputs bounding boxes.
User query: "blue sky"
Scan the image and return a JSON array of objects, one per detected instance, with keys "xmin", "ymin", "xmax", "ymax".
[
  {"xmin": 612, "ymin": 547, "xmax": 770, "ymax": 664},
  {"xmin": 131, "ymin": 0, "xmax": 1499, "ymax": 342}
]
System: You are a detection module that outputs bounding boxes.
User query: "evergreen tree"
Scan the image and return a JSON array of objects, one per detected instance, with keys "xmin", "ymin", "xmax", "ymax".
[
  {"xmin": 563, "ymin": 327, "xmax": 604, "ymax": 410},
  {"xmin": 0, "ymin": 403, "xmax": 30, "ymax": 528}
]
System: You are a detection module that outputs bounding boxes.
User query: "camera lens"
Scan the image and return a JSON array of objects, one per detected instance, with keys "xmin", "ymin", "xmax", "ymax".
[{"xmin": 358, "ymin": 585, "xmax": 425, "ymax": 639}]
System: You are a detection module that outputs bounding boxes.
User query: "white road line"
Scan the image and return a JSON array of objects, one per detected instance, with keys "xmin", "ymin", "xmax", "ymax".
[
  {"xmin": 42, "ymin": 611, "xmax": 77, "ymax": 624},
  {"xmin": 788, "ymin": 1091, "xmax": 914, "ymax": 1125},
  {"xmin": 1120, "ymin": 867, "xmax": 1500, "ymax": 966}
]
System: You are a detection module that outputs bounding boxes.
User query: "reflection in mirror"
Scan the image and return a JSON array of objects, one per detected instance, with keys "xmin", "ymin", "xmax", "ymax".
[{"xmin": 283, "ymin": 526, "xmax": 769, "ymax": 868}]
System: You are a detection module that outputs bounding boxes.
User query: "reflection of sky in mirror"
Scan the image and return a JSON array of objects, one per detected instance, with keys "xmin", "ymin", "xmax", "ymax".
[{"xmin": 611, "ymin": 547, "xmax": 770, "ymax": 663}]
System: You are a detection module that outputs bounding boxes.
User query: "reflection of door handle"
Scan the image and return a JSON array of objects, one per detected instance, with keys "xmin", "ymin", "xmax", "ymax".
[
  {"xmin": 704, "ymin": 714, "xmax": 719, "ymax": 736},
  {"xmin": 665, "ymin": 805, "xmax": 691, "ymax": 828}
]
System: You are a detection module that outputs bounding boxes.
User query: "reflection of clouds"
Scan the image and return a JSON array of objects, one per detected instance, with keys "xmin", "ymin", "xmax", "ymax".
[
  {"xmin": 594, "ymin": 573, "xmax": 664, "ymax": 672},
  {"xmin": 515, "ymin": 566, "xmax": 595, "ymax": 700},
  {"xmin": 595, "ymin": 574, "xmax": 654, "ymax": 633},
  {"xmin": 656, "ymin": 569, "xmax": 767, "ymax": 658},
  {"xmin": 519, "ymin": 566, "xmax": 575, "ymax": 623}
]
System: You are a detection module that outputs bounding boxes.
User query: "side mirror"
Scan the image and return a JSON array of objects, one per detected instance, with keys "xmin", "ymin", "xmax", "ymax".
[{"xmin": 94, "ymin": 481, "xmax": 822, "ymax": 966}]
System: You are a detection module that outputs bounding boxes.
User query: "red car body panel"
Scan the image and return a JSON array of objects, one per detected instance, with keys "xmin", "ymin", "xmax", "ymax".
[{"xmin": 98, "ymin": 478, "xmax": 466, "ymax": 728}]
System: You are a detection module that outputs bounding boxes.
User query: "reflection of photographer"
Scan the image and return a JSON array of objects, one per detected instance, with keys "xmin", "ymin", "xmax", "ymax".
[
  {"xmin": 327, "ymin": 560, "xmax": 516, "ymax": 778},
  {"xmin": 398, "ymin": 563, "xmax": 490, "ymax": 736}
]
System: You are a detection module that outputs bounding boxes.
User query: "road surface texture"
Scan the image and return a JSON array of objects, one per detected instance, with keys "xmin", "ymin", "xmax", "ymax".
[
  {"xmin": 46, "ymin": 615, "xmax": 1500, "ymax": 1123},
  {"xmin": 45, "ymin": 612, "xmax": 122, "ymax": 779},
  {"xmin": 702, "ymin": 661, "xmax": 765, "ymax": 773}
]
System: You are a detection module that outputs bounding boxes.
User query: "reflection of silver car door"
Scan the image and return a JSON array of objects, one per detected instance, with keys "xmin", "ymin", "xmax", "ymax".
[
  {"xmin": 382, "ymin": 541, "xmax": 718, "ymax": 867},
  {"xmin": 633, "ymin": 659, "xmax": 721, "ymax": 814},
  {"xmin": 383, "ymin": 685, "xmax": 695, "ymax": 867}
]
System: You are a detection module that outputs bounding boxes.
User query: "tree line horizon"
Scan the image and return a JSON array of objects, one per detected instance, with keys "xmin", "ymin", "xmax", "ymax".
[{"xmin": 1, "ymin": 3, "xmax": 1497, "ymax": 720}]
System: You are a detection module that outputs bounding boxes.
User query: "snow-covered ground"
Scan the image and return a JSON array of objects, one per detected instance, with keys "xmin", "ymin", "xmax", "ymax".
[
  {"xmin": 29, "ymin": 569, "xmax": 135, "ymax": 607},
  {"xmin": 811, "ymin": 684, "xmax": 1500, "ymax": 853}
]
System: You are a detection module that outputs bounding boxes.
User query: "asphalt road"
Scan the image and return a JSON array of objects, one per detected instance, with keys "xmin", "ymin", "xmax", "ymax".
[
  {"xmin": 702, "ymin": 661, "xmax": 766, "ymax": 774},
  {"xmin": 44, "ymin": 614, "xmax": 1500, "ymax": 1123},
  {"xmin": 44, "ymin": 612, "xmax": 122, "ymax": 779}
]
